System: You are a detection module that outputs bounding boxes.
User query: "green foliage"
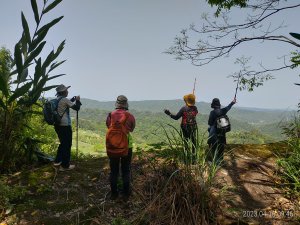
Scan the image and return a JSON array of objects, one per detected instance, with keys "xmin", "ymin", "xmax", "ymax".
[
  {"xmin": 0, "ymin": 181, "xmax": 27, "ymax": 217},
  {"xmin": 207, "ymin": 0, "xmax": 248, "ymax": 16},
  {"xmin": 277, "ymin": 114, "xmax": 300, "ymax": 192},
  {"xmin": 0, "ymin": 0, "xmax": 65, "ymax": 172}
]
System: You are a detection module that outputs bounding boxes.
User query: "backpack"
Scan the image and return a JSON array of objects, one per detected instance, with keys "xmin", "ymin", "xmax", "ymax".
[
  {"xmin": 184, "ymin": 108, "xmax": 197, "ymax": 125},
  {"xmin": 216, "ymin": 115, "xmax": 231, "ymax": 133},
  {"xmin": 43, "ymin": 97, "xmax": 64, "ymax": 125},
  {"xmin": 106, "ymin": 112, "xmax": 129, "ymax": 157}
]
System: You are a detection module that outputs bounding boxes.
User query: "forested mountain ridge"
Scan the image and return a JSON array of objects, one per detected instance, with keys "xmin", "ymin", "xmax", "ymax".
[
  {"xmin": 80, "ymin": 98, "xmax": 295, "ymax": 124},
  {"xmin": 70, "ymin": 99, "xmax": 293, "ymax": 145}
]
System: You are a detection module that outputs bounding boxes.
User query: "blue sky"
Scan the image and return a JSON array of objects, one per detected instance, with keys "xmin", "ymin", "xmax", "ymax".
[{"xmin": 0, "ymin": 0, "xmax": 299, "ymax": 109}]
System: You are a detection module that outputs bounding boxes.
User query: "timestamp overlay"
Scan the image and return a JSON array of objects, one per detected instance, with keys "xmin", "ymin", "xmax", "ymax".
[{"xmin": 242, "ymin": 209, "xmax": 296, "ymax": 219}]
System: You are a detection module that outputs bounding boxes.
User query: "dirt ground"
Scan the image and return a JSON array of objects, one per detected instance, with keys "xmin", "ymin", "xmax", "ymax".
[
  {"xmin": 1, "ymin": 143, "xmax": 299, "ymax": 225},
  {"xmin": 215, "ymin": 144, "xmax": 299, "ymax": 224}
]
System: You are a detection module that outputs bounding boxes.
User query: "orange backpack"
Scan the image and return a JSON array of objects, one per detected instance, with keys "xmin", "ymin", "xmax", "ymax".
[{"xmin": 106, "ymin": 112, "xmax": 129, "ymax": 157}]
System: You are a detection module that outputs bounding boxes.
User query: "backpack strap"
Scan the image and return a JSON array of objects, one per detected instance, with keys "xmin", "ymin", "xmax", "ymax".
[{"xmin": 56, "ymin": 97, "xmax": 68, "ymax": 118}]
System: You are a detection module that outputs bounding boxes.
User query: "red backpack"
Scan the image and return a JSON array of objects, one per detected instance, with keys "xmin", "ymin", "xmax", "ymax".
[{"xmin": 106, "ymin": 112, "xmax": 129, "ymax": 157}]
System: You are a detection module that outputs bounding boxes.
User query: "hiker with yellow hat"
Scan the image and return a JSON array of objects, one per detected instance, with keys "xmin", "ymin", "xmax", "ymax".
[{"xmin": 164, "ymin": 94, "xmax": 198, "ymax": 162}]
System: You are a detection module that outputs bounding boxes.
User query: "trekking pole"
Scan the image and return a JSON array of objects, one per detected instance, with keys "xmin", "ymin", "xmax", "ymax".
[
  {"xmin": 76, "ymin": 110, "xmax": 79, "ymax": 159},
  {"xmin": 192, "ymin": 78, "xmax": 196, "ymax": 95}
]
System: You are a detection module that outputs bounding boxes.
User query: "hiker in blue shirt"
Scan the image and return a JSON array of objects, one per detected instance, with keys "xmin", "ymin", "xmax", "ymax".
[{"xmin": 208, "ymin": 97, "xmax": 236, "ymax": 163}]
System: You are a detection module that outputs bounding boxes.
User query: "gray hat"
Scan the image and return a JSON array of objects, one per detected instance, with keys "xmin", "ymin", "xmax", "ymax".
[
  {"xmin": 56, "ymin": 84, "xmax": 71, "ymax": 93},
  {"xmin": 115, "ymin": 95, "xmax": 128, "ymax": 110}
]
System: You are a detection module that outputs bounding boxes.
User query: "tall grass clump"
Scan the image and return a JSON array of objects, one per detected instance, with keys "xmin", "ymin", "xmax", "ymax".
[
  {"xmin": 133, "ymin": 124, "xmax": 222, "ymax": 225},
  {"xmin": 277, "ymin": 113, "xmax": 300, "ymax": 193}
]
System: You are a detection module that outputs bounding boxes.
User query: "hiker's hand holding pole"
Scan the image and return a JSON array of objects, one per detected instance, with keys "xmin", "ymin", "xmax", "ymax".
[{"xmin": 232, "ymin": 97, "xmax": 237, "ymax": 104}]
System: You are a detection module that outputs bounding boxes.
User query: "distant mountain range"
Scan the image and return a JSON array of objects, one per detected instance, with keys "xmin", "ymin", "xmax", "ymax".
[{"xmin": 80, "ymin": 98, "xmax": 295, "ymax": 125}]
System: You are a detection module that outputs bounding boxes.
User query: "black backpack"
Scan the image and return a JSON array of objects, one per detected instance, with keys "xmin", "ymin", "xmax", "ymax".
[
  {"xmin": 216, "ymin": 115, "xmax": 231, "ymax": 133},
  {"xmin": 43, "ymin": 97, "xmax": 64, "ymax": 125}
]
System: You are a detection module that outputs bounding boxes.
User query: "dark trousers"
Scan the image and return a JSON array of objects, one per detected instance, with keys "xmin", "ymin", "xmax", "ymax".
[
  {"xmin": 109, "ymin": 148, "xmax": 132, "ymax": 196},
  {"xmin": 181, "ymin": 125, "xmax": 197, "ymax": 153},
  {"xmin": 181, "ymin": 125, "xmax": 197, "ymax": 163},
  {"xmin": 54, "ymin": 125, "xmax": 72, "ymax": 168},
  {"xmin": 209, "ymin": 134, "xmax": 226, "ymax": 163}
]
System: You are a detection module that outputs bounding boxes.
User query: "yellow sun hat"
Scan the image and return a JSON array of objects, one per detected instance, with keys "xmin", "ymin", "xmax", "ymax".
[{"xmin": 183, "ymin": 94, "xmax": 196, "ymax": 106}]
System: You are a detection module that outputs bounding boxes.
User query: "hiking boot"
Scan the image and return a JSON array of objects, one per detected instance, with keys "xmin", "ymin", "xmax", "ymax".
[
  {"xmin": 53, "ymin": 161, "xmax": 62, "ymax": 166},
  {"xmin": 59, "ymin": 164, "xmax": 75, "ymax": 171}
]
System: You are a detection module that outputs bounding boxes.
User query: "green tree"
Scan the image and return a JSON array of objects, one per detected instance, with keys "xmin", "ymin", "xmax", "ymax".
[{"xmin": 0, "ymin": 0, "xmax": 65, "ymax": 171}]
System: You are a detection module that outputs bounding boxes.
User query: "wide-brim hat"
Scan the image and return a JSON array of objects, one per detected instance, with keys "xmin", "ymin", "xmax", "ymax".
[
  {"xmin": 183, "ymin": 94, "xmax": 196, "ymax": 106},
  {"xmin": 211, "ymin": 98, "xmax": 221, "ymax": 108},
  {"xmin": 56, "ymin": 84, "xmax": 70, "ymax": 93},
  {"xmin": 115, "ymin": 95, "xmax": 128, "ymax": 110}
]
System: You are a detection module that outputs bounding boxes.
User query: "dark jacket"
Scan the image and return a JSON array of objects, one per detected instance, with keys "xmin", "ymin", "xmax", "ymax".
[
  {"xmin": 208, "ymin": 101, "xmax": 235, "ymax": 144},
  {"xmin": 170, "ymin": 105, "xmax": 198, "ymax": 127}
]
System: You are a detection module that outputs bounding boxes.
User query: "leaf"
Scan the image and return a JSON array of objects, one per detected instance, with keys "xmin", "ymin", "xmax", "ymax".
[
  {"xmin": 0, "ymin": 98, "xmax": 6, "ymax": 110},
  {"xmin": 21, "ymin": 12, "xmax": 31, "ymax": 44},
  {"xmin": 36, "ymin": 16, "xmax": 64, "ymax": 36},
  {"xmin": 9, "ymin": 69, "xmax": 18, "ymax": 76},
  {"xmin": 43, "ymin": 0, "xmax": 63, "ymax": 14},
  {"xmin": 53, "ymin": 40, "xmax": 65, "ymax": 58},
  {"xmin": 20, "ymin": 33, "xmax": 28, "ymax": 58},
  {"xmin": 20, "ymin": 68, "xmax": 28, "ymax": 82},
  {"xmin": 24, "ymin": 41, "xmax": 46, "ymax": 67},
  {"xmin": 42, "ymin": 50, "xmax": 55, "ymax": 72},
  {"xmin": 46, "ymin": 74, "xmax": 65, "ymax": 81},
  {"xmin": 290, "ymin": 32, "xmax": 300, "ymax": 40},
  {"xmin": 0, "ymin": 75, "xmax": 9, "ymax": 97},
  {"xmin": 14, "ymin": 43, "xmax": 23, "ymax": 80},
  {"xmin": 42, "ymin": 85, "xmax": 59, "ymax": 92},
  {"xmin": 19, "ymin": 68, "xmax": 29, "ymax": 83},
  {"xmin": 42, "ymin": 40, "xmax": 65, "ymax": 73},
  {"xmin": 33, "ymin": 58, "xmax": 42, "ymax": 86},
  {"xmin": 8, "ymin": 82, "xmax": 32, "ymax": 104},
  {"xmin": 29, "ymin": 29, "xmax": 48, "ymax": 52},
  {"xmin": 30, "ymin": 0, "xmax": 40, "ymax": 24},
  {"xmin": 49, "ymin": 60, "xmax": 66, "ymax": 73}
]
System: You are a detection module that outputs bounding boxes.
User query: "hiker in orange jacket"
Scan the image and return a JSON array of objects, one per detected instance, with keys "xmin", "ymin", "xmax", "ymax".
[
  {"xmin": 106, "ymin": 95, "xmax": 135, "ymax": 200},
  {"xmin": 164, "ymin": 94, "xmax": 198, "ymax": 163}
]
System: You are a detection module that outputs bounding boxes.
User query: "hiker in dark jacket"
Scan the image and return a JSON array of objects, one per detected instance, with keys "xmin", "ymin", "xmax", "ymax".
[
  {"xmin": 164, "ymin": 94, "xmax": 198, "ymax": 161},
  {"xmin": 208, "ymin": 97, "xmax": 236, "ymax": 162},
  {"xmin": 53, "ymin": 84, "xmax": 82, "ymax": 171},
  {"xmin": 106, "ymin": 95, "xmax": 135, "ymax": 200}
]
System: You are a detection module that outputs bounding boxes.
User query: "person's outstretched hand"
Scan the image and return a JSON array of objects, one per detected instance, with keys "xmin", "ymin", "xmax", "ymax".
[
  {"xmin": 164, "ymin": 109, "xmax": 171, "ymax": 116},
  {"xmin": 232, "ymin": 97, "xmax": 237, "ymax": 104}
]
